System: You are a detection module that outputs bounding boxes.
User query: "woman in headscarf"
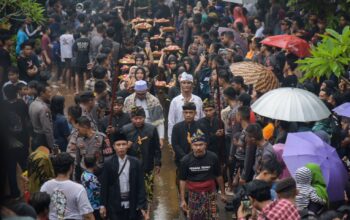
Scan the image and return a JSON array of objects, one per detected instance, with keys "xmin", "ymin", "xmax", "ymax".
[{"xmin": 233, "ymin": 6, "xmax": 248, "ymax": 29}]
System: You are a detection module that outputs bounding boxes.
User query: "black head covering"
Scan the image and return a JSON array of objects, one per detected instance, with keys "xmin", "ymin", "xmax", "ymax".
[
  {"xmin": 130, "ymin": 106, "xmax": 146, "ymax": 117},
  {"xmin": 114, "ymin": 132, "xmax": 128, "ymax": 142}
]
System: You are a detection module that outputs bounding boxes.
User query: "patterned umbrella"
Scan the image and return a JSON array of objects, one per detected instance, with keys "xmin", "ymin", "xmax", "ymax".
[{"xmin": 229, "ymin": 61, "xmax": 279, "ymax": 93}]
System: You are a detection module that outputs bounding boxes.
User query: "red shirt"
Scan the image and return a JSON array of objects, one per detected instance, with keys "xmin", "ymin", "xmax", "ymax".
[
  {"xmin": 41, "ymin": 34, "xmax": 52, "ymax": 61},
  {"xmin": 258, "ymin": 199, "xmax": 300, "ymax": 220}
]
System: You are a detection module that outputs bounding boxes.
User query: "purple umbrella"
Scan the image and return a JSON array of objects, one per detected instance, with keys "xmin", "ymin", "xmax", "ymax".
[
  {"xmin": 333, "ymin": 102, "xmax": 350, "ymax": 117},
  {"xmin": 283, "ymin": 131, "xmax": 348, "ymax": 202}
]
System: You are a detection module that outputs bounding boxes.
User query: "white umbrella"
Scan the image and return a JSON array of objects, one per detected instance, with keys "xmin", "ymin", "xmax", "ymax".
[{"xmin": 251, "ymin": 87, "xmax": 331, "ymax": 122}]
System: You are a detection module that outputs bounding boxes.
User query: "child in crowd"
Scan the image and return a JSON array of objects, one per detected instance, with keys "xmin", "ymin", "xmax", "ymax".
[
  {"xmin": 81, "ymin": 156, "xmax": 101, "ymax": 220},
  {"xmin": 17, "ymin": 82, "xmax": 31, "ymax": 104},
  {"xmin": 295, "ymin": 166, "xmax": 326, "ymax": 211},
  {"xmin": 27, "ymin": 80, "xmax": 39, "ymax": 105},
  {"xmin": 2, "ymin": 66, "xmax": 27, "ymax": 99}
]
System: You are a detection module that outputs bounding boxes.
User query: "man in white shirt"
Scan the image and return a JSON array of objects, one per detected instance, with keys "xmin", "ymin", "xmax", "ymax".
[
  {"xmin": 59, "ymin": 26, "xmax": 74, "ymax": 86},
  {"xmin": 40, "ymin": 153, "xmax": 94, "ymax": 220},
  {"xmin": 168, "ymin": 72, "xmax": 204, "ymax": 141}
]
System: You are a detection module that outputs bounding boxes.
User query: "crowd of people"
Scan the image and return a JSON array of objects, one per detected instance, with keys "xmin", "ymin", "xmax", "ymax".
[{"xmin": 1, "ymin": 0, "xmax": 350, "ymax": 219}]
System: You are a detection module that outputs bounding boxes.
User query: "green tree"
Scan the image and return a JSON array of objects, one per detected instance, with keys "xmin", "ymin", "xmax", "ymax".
[
  {"xmin": 0, "ymin": 0, "xmax": 45, "ymax": 28},
  {"xmin": 297, "ymin": 26, "xmax": 350, "ymax": 81},
  {"xmin": 287, "ymin": 0, "xmax": 350, "ymax": 28}
]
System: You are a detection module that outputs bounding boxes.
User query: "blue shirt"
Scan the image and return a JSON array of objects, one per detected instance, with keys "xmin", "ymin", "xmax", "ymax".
[
  {"xmin": 16, "ymin": 29, "xmax": 29, "ymax": 55},
  {"xmin": 81, "ymin": 170, "xmax": 101, "ymax": 210},
  {"xmin": 53, "ymin": 114, "xmax": 70, "ymax": 151}
]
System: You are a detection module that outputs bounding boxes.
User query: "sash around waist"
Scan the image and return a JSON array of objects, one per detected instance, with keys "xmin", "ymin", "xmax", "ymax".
[{"xmin": 186, "ymin": 179, "xmax": 216, "ymax": 192}]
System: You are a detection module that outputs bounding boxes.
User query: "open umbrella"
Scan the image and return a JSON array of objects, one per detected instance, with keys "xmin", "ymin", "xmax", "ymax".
[
  {"xmin": 333, "ymin": 102, "xmax": 350, "ymax": 117},
  {"xmin": 229, "ymin": 61, "xmax": 279, "ymax": 93},
  {"xmin": 261, "ymin": 35, "xmax": 311, "ymax": 58},
  {"xmin": 251, "ymin": 87, "xmax": 331, "ymax": 122},
  {"xmin": 283, "ymin": 132, "xmax": 348, "ymax": 202}
]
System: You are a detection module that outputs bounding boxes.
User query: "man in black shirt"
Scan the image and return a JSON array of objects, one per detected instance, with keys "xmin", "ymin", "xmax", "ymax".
[
  {"xmin": 73, "ymin": 27, "xmax": 90, "ymax": 93},
  {"xmin": 99, "ymin": 97, "xmax": 131, "ymax": 143},
  {"xmin": 171, "ymin": 102, "xmax": 201, "ymax": 168},
  {"xmin": 179, "ymin": 129, "xmax": 227, "ymax": 219},
  {"xmin": 198, "ymin": 99, "xmax": 224, "ymax": 157},
  {"xmin": 3, "ymin": 84, "xmax": 30, "ymax": 169},
  {"xmin": 17, "ymin": 41, "xmax": 40, "ymax": 83}
]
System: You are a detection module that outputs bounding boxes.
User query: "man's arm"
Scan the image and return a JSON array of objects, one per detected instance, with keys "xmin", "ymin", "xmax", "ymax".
[
  {"xmin": 240, "ymin": 144, "xmax": 256, "ymax": 183},
  {"xmin": 197, "ymin": 99, "xmax": 204, "ymax": 119},
  {"xmin": 179, "ymin": 160, "xmax": 189, "ymax": 214},
  {"xmin": 194, "ymin": 54, "xmax": 206, "ymax": 75},
  {"xmin": 179, "ymin": 180, "xmax": 187, "ymax": 203},
  {"xmin": 152, "ymin": 128, "xmax": 162, "ymax": 168},
  {"xmin": 78, "ymin": 188, "xmax": 94, "ymax": 220},
  {"xmin": 99, "ymin": 163, "xmax": 110, "ymax": 218},
  {"xmin": 136, "ymin": 160, "xmax": 148, "ymax": 210},
  {"xmin": 171, "ymin": 125, "xmax": 186, "ymax": 159},
  {"xmin": 167, "ymin": 100, "xmax": 176, "ymax": 141}
]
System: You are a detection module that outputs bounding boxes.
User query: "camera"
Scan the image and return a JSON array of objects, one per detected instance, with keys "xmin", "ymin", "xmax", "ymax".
[{"xmin": 225, "ymin": 185, "xmax": 252, "ymax": 219}]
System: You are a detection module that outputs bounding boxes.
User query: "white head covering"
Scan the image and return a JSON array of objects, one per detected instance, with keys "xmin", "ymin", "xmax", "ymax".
[
  {"xmin": 134, "ymin": 80, "xmax": 148, "ymax": 92},
  {"xmin": 180, "ymin": 72, "xmax": 193, "ymax": 82}
]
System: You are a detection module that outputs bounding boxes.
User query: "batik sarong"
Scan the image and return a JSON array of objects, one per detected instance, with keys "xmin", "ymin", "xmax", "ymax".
[
  {"xmin": 188, "ymin": 190, "xmax": 218, "ymax": 220},
  {"xmin": 187, "ymin": 179, "xmax": 218, "ymax": 220}
]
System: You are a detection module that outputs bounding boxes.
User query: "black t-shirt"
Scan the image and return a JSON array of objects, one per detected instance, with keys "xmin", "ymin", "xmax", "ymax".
[
  {"xmin": 4, "ymin": 99, "xmax": 29, "ymax": 140},
  {"xmin": 73, "ymin": 37, "xmax": 90, "ymax": 67},
  {"xmin": 180, "ymin": 151, "xmax": 220, "ymax": 182},
  {"xmin": 17, "ymin": 54, "xmax": 40, "ymax": 83}
]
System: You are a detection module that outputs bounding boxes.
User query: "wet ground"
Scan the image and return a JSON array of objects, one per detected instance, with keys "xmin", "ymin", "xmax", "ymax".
[{"xmin": 58, "ymin": 85, "xmax": 233, "ymax": 220}]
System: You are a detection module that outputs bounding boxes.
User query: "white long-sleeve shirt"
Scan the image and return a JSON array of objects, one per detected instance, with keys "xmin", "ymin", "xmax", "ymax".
[
  {"xmin": 118, "ymin": 156, "xmax": 130, "ymax": 208},
  {"xmin": 167, "ymin": 94, "xmax": 204, "ymax": 141}
]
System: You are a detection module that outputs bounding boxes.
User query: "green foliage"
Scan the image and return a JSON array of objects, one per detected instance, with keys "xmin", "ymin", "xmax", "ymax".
[
  {"xmin": 297, "ymin": 26, "xmax": 350, "ymax": 81},
  {"xmin": 287, "ymin": 0, "xmax": 350, "ymax": 28},
  {"xmin": 0, "ymin": 0, "xmax": 45, "ymax": 25}
]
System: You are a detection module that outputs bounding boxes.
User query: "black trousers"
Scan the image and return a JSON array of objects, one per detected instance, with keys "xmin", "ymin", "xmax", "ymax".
[{"xmin": 109, "ymin": 208, "xmax": 142, "ymax": 220}]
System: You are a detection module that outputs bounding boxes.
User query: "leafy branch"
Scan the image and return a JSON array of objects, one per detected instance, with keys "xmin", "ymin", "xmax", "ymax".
[
  {"xmin": 0, "ymin": 0, "xmax": 45, "ymax": 25},
  {"xmin": 297, "ymin": 26, "xmax": 350, "ymax": 81}
]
